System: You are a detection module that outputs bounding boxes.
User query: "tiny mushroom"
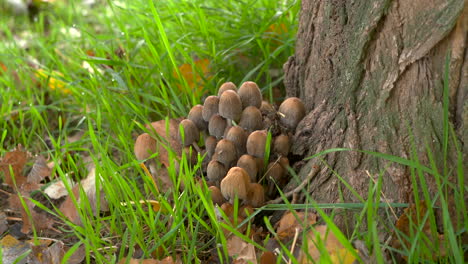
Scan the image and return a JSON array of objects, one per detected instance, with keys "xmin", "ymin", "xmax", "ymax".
[
  {"xmin": 208, "ymin": 114, "xmax": 227, "ymax": 140},
  {"xmin": 213, "ymin": 139, "xmax": 237, "ymax": 167},
  {"xmin": 246, "ymin": 130, "xmax": 268, "ymax": 158},
  {"xmin": 134, "ymin": 133, "xmax": 157, "ymax": 161},
  {"xmin": 265, "ymin": 162, "xmax": 286, "ymax": 197},
  {"xmin": 178, "ymin": 119, "xmax": 200, "ymax": 147},
  {"xmin": 236, "ymin": 154, "xmax": 258, "ymax": 182},
  {"xmin": 188, "ymin": 104, "xmax": 208, "ymax": 131},
  {"xmin": 273, "ymin": 134, "xmax": 290, "ymax": 157},
  {"xmin": 209, "ymin": 186, "xmax": 226, "ymax": 205},
  {"xmin": 224, "ymin": 126, "xmax": 248, "ymax": 156},
  {"xmin": 247, "ymin": 183, "xmax": 265, "ymax": 207},
  {"xmin": 183, "ymin": 146, "xmax": 198, "ymax": 165},
  {"xmin": 219, "ymin": 90, "xmax": 242, "ymax": 124},
  {"xmin": 202, "ymin": 95, "xmax": 219, "ymax": 122},
  {"xmin": 207, "ymin": 160, "xmax": 227, "ymax": 184},
  {"xmin": 239, "ymin": 106, "xmax": 263, "ymax": 133},
  {"xmin": 238, "ymin": 81, "xmax": 262, "ymax": 109},
  {"xmin": 278, "ymin": 97, "xmax": 306, "ymax": 130},
  {"xmin": 218, "ymin": 82, "xmax": 237, "ymax": 96},
  {"xmin": 220, "ymin": 167, "xmax": 251, "ymax": 204},
  {"xmin": 205, "ymin": 135, "xmax": 217, "ymax": 158}
]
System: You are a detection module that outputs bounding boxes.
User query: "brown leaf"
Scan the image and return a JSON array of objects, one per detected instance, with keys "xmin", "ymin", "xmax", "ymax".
[
  {"xmin": 29, "ymin": 241, "xmax": 65, "ymax": 264},
  {"xmin": 8, "ymin": 193, "xmax": 54, "ymax": 234},
  {"xmin": 0, "ymin": 212, "xmax": 7, "ymax": 234},
  {"xmin": 118, "ymin": 256, "xmax": 178, "ymax": 264},
  {"xmin": 27, "ymin": 156, "xmax": 52, "ymax": 184},
  {"xmin": 0, "ymin": 235, "xmax": 31, "ymax": 264},
  {"xmin": 227, "ymin": 235, "xmax": 257, "ymax": 264},
  {"xmin": 145, "ymin": 118, "xmax": 183, "ymax": 167},
  {"xmin": 276, "ymin": 211, "xmax": 317, "ymax": 240},
  {"xmin": 298, "ymin": 225, "xmax": 357, "ymax": 264},
  {"xmin": 0, "ymin": 145, "xmax": 29, "ymax": 187}
]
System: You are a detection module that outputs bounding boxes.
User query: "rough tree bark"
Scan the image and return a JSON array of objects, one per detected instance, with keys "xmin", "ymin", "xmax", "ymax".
[{"xmin": 283, "ymin": 0, "xmax": 466, "ymax": 232}]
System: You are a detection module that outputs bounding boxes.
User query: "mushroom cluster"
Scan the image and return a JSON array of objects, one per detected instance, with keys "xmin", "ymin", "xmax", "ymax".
[{"xmin": 179, "ymin": 81, "xmax": 306, "ymax": 207}]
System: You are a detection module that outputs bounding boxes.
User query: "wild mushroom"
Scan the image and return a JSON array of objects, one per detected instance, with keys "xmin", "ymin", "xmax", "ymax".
[
  {"xmin": 209, "ymin": 186, "xmax": 226, "ymax": 205},
  {"xmin": 247, "ymin": 183, "xmax": 265, "ymax": 207},
  {"xmin": 224, "ymin": 126, "xmax": 248, "ymax": 156},
  {"xmin": 207, "ymin": 160, "xmax": 227, "ymax": 185},
  {"xmin": 236, "ymin": 154, "xmax": 258, "ymax": 182},
  {"xmin": 208, "ymin": 114, "xmax": 227, "ymax": 140},
  {"xmin": 278, "ymin": 97, "xmax": 305, "ymax": 131},
  {"xmin": 202, "ymin": 95, "xmax": 219, "ymax": 122},
  {"xmin": 238, "ymin": 81, "xmax": 262, "ymax": 109},
  {"xmin": 218, "ymin": 82, "xmax": 237, "ymax": 96},
  {"xmin": 246, "ymin": 130, "xmax": 268, "ymax": 158},
  {"xmin": 205, "ymin": 135, "xmax": 217, "ymax": 158},
  {"xmin": 220, "ymin": 167, "xmax": 251, "ymax": 204},
  {"xmin": 178, "ymin": 119, "xmax": 199, "ymax": 146},
  {"xmin": 183, "ymin": 146, "xmax": 198, "ymax": 165},
  {"xmin": 213, "ymin": 139, "xmax": 237, "ymax": 167},
  {"xmin": 188, "ymin": 104, "xmax": 208, "ymax": 131},
  {"xmin": 239, "ymin": 106, "xmax": 263, "ymax": 133},
  {"xmin": 219, "ymin": 90, "xmax": 242, "ymax": 125},
  {"xmin": 265, "ymin": 162, "xmax": 286, "ymax": 197},
  {"xmin": 273, "ymin": 134, "xmax": 290, "ymax": 157},
  {"xmin": 134, "ymin": 133, "xmax": 157, "ymax": 161}
]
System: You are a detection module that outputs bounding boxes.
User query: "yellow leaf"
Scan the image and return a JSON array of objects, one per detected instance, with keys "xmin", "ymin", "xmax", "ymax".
[
  {"xmin": 35, "ymin": 69, "xmax": 71, "ymax": 94},
  {"xmin": 173, "ymin": 58, "xmax": 212, "ymax": 96}
]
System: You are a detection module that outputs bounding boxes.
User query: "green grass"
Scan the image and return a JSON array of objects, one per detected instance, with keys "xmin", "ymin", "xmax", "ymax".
[{"xmin": 1, "ymin": 0, "xmax": 466, "ymax": 263}]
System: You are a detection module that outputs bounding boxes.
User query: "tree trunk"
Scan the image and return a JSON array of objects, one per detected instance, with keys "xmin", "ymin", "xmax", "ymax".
[{"xmin": 283, "ymin": 0, "xmax": 466, "ymax": 232}]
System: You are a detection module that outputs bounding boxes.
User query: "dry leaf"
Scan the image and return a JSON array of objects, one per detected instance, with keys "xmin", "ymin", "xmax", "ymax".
[
  {"xmin": 44, "ymin": 178, "xmax": 75, "ymax": 199},
  {"xmin": 0, "ymin": 212, "xmax": 7, "ymax": 234},
  {"xmin": 276, "ymin": 211, "xmax": 317, "ymax": 240},
  {"xmin": 27, "ymin": 156, "xmax": 52, "ymax": 184},
  {"xmin": 227, "ymin": 235, "xmax": 257, "ymax": 264},
  {"xmin": 34, "ymin": 69, "xmax": 71, "ymax": 94},
  {"xmin": 299, "ymin": 225, "xmax": 357, "ymax": 264},
  {"xmin": 118, "ymin": 256, "xmax": 178, "ymax": 264},
  {"xmin": 0, "ymin": 145, "xmax": 29, "ymax": 187},
  {"xmin": 8, "ymin": 193, "xmax": 54, "ymax": 234},
  {"xmin": 0, "ymin": 234, "xmax": 31, "ymax": 264},
  {"xmin": 173, "ymin": 58, "xmax": 212, "ymax": 96}
]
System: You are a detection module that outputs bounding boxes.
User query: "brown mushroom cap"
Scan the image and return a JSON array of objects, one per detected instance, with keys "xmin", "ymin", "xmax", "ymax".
[
  {"xmin": 265, "ymin": 162, "xmax": 286, "ymax": 197},
  {"xmin": 208, "ymin": 114, "xmax": 227, "ymax": 140},
  {"xmin": 188, "ymin": 104, "xmax": 208, "ymax": 131},
  {"xmin": 206, "ymin": 160, "xmax": 227, "ymax": 183},
  {"xmin": 239, "ymin": 106, "xmax": 263, "ymax": 133},
  {"xmin": 134, "ymin": 133, "xmax": 157, "ymax": 160},
  {"xmin": 246, "ymin": 130, "xmax": 268, "ymax": 158},
  {"xmin": 278, "ymin": 97, "xmax": 306, "ymax": 130},
  {"xmin": 220, "ymin": 167, "xmax": 251, "ymax": 203},
  {"xmin": 218, "ymin": 82, "xmax": 237, "ymax": 96},
  {"xmin": 238, "ymin": 81, "xmax": 262, "ymax": 109},
  {"xmin": 213, "ymin": 139, "xmax": 237, "ymax": 167},
  {"xmin": 248, "ymin": 183, "xmax": 265, "ymax": 207},
  {"xmin": 219, "ymin": 90, "xmax": 242, "ymax": 123},
  {"xmin": 178, "ymin": 119, "xmax": 200, "ymax": 147},
  {"xmin": 224, "ymin": 126, "xmax": 248, "ymax": 156},
  {"xmin": 236, "ymin": 154, "xmax": 258, "ymax": 182},
  {"xmin": 205, "ymin": 135, "xmax": 217, "ymax": 158},
  {"xmin": 202, "ymin": 96, "xmax": 219, "ymax": 122},
  {"xmin": 273, "ymin": 134, "xmax": 290, "ymax": 157},
  {"xmin": 209, "ymin": 186, "xmax": 226, "ymax": 205}
]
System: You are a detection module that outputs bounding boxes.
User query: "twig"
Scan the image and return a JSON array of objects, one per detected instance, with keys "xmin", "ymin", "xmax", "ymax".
[
  {"xmin": 288, "ymin": 227, "xmax": 300, "ymax": 264},
  {"xmin": 365, "ymin": 170, "xmax": 398, "ymax": 219},
  {"xmin": 267, "ymin": 165, "xmax": 320, "ymax": 204}
]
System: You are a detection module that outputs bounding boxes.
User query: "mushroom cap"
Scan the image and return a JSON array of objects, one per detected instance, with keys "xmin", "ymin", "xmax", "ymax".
[
  {"xmin": 224, "ymin": 126, "xmax": 248, "ymax": 156},
  {"xmin": 218, "ymin": 82, "xmax": 237, "ymax": 96},
  {"xmin": 183, "ymin": 146, "xmax": 198, "ymax": 165},
  {"xmin": 273, "ymin": 134, "xmax": 290, "ymax": 157},
  {"xmin": 209, "ymin": 186, "xmax": 226, "ymax": 205},
  {"xmin": 134, "ymin": 133, "xmax": 157, "ymax": 160},
  {"xmin": 239, "ymin": 106, "xmax": 263, "ymax": 132},
  {"xmin": 202, "ymin": 96, "xmax": 219, "ymax": 122},
  {"xmin": 213, "ymin": 139, "xmax": 237, "ymax": 167},
  {"xmin": 208, "ymin": 114, "xmax": 227, "ymax": 140},
  {"xmin": 236, "ymin": 154, "xmax": 258, "ymax": 182},
  {"xmin": 188, "ymin": 104, "xmax": 208, "ymax": 131},
  {"xmin": 246, "ymin": 130, "xmax": 268, "ymax": 158},
  {"xmin": 278, "ymin": 97, "xmax": 305, "ymax": 130},
  {"xmin": 178, "ymin": 119, "xmax": 200, "ymax": 146},
  {"xmin": 207, "ymin": 160, "xmax": 227, "ymax": 182},
  {"xmin": 219, "ymin": 90, "xmax": 242, "ymax": 122},
  {"xmin": 238, "ymin": 81, "xmax": 262, "ymax": 109},
  {"xmin": 205, "ymin": 135, "xmax": 217, "ymax": 158},
  {"xmin": 265, "ymin": 162, "xmax": 286, "ymax": 196},
  {"xmin": 220, "ymin": 167, "xmax": 251, "ymax": 203},
  {"xmin": 248, "ymin": 183, "xmax": 265, "ymax": 207}
]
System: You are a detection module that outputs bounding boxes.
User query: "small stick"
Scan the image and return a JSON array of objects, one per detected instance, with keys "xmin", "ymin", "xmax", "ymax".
[
  {"xmin": 288, "ymin": 227, "xmax": 300, "ymax": 264},
  {"xmin": 267, "ymin": 165, "xmax": 320, "ymax": 204}
]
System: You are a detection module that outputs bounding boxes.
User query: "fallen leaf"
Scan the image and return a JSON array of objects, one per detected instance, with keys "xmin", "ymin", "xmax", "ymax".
[
  {"xmin": 27, "ymin": 156, "xmax": 52, "ymax": 184},
  {"xmin": 8, "ymin": 193, "xmax": 54, "ymax": 234},
  {"xmin": 44, "ymin": 178, "xmax": 75, "ymax": 199},
  {"xmin": 0, "ymin": 234, "xmax": 31, "ymax": 264},
  {"xmin": 34, "ymin": 69, "xmax": 71, "ymax": 94},
  {"xmin": 227, "ymin": 235, "xmax": 257, "ymax": 264},
  {"xmin": 118, "ymin": 256, "xmax": 178, "ymax": 264},
  {"xmin": 0, "ymin": 212, "xmax": 7, "ymax": 234},
  {"xmin": 298, "ymin": 225, "xmax": 357, "ymax": 264},
  {"xmin": 276, "ymin": 211, "xmax": 317, "ymax": 240},
  {"xmin": 0, "ymin": 145, "xmax": 29, "ymax": 187},
  {"xmin": 173, "ymin": 58, "xmax": 212, "ymax": 96}
]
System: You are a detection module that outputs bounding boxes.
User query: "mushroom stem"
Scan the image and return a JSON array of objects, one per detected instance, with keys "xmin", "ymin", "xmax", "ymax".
[{"xmin": 191, "ymin": 142, "xmax": 202, "ymax": 153}]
